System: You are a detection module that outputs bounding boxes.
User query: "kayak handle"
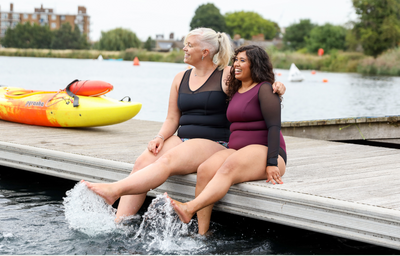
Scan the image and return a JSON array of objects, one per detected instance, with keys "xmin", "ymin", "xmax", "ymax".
[{"xmin": 120, "ymin": 96, "xmax": 131, "ymax": 102}]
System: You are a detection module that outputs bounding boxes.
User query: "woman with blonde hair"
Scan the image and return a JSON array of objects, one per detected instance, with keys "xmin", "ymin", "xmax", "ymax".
[{"xmin": 83, "ymin": 28, "xmax": 286, "ymax": 225}]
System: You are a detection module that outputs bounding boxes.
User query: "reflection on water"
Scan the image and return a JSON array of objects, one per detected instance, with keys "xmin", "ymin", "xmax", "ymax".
[
  {"xmin": 1, "ymin": 56, "xmax": 399, "ymax": 122},
  {"xmin": 1, "ymin": 167, "xmax": 399, "ymax": 255},
  {"xmin": 280, "ymin": 69, "xmax": 400, "ymax": 122}
]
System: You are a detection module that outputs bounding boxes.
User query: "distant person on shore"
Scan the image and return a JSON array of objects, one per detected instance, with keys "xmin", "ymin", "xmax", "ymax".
[
  {"xmin": 82, "ymin": 27, "xmax": 286, "ymax": 228},
  {"xmin": 167, "ymin": 45, "xmax": 287, "ymax": 234}
]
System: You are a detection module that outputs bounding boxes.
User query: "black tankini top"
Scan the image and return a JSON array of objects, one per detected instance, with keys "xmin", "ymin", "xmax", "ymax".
[{"xmin": 177, "ymin": 68, "xmax": 231, "ymax": 142}]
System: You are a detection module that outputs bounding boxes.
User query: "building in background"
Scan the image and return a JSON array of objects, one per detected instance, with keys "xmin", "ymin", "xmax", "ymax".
[
  {"xmin": 154, "ymin": 33, "xmax": 184, "ymax": 52},
  {"xmin": 0, "ymin": 3, "xmax": 90, "ymax": 39}
]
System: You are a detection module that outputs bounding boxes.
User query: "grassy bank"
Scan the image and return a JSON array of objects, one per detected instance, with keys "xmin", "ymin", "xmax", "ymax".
[
  {"xmin": 268, "ymin": 49, "xmax": 365, "ymax": 73},
  {"xmin": 357, "ymin": 48, "xmax": 400, "ymax": 76},
  {"xmin": 1, "ymin": 47, "xmax": 399, "ymax": 76},
  {"xmin": 268, "ymin": 48, "xmax": 400, "ymax": 76},
  {"xmin": 0, "ymin": 48, "xmax": 185, "ymax": 63}
]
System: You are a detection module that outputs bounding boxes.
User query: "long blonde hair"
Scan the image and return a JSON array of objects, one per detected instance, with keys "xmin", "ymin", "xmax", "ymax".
[{"xmin": 185, "ymin": 27, "xmax": 233, "ymax": 70}]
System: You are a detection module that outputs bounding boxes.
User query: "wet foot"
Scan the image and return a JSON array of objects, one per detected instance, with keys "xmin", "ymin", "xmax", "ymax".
[
  {"xmin": 80, "ymin": 180, "xmax": 119, "ymax": 205},
  {"xmin": 199, "ymin": 229, "xmax": 213, "ymax": 237},
  {"xmin": 165, "ymin": 192, "xmax": 194, "ymax": 223}
]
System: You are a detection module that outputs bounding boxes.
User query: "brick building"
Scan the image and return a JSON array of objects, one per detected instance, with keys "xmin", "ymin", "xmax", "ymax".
[{"xmin": 0, "ymin": 3, "xmax": 90, "ymax": 39}]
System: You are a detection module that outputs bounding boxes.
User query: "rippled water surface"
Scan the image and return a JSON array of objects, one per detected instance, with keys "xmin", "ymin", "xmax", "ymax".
[
  {"xmin": 1, "ymin": 56, "xmax": 399, "ymax": 122},
  {"xmin": 1, "ymin": 168, "xmax": 399, "ymax": 255}
]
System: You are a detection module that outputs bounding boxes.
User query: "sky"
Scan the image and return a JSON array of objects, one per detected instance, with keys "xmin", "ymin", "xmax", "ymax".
[{"xmin": 0, "ymin": 0, "xmax": 358, "ymax": 42}]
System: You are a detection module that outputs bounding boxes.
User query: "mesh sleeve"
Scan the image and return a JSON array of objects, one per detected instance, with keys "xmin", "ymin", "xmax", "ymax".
[{"xmin": 258, "ymin": 82, "xmax": 281, "ymax": 166}]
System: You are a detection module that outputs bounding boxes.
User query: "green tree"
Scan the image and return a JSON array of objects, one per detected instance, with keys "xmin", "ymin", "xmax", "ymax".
[
  {"xmin": 271, "ymin": 21, "xmax": 281, "ymax": 39},
  {"xmin": 344, "ymin": 22, "xmax": 360, "ymax": 51},
  {"xmin": 225, "ymin": 11, "xmax": 277, "ymax": 40},
  {"xmin": 51, "ymin": 23, "xmax": 89, "ymax": 49},
  {"xmin": 1, "ymin": 22, "xmax": 52, "ymax": 49},
  {"xmin": 190, "ymin": 3, "xmax": 227, "ymax": 32},
  {"xmin": 352, "ymin": 0, "xmax": 400, "ymax": 57},
  {"xmin": 283, "ymin": 19, "xmax": 316, "ymax": 51},
  {"xmin": 73, "ymin": 25, "xmax": 90, "ymax": 50},
  {"xmin": 98, "ymin": 28, "xmax": 141, "ymax": 51},
  {"xmin": 143, "ymin": 36, "xmax": 155, "ymax": 51},
  {"xmin": 305, "ymin": 23, "xmax": 347, "ymax": 53}
]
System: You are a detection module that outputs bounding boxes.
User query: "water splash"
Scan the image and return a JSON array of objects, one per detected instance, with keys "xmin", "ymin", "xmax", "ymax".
[
  {"xmin": 63, "ymin": 182, "xmax": 117, "ymax": 236},
  {"xmin": 62, "ymin": 184, "xmax": 208, "ymax": 254},
  {"xmin": 132, "ymin": 194, "xmax": 208, "ymax": 254}
]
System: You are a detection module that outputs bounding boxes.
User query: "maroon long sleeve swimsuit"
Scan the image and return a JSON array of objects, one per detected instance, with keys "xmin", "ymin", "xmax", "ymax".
[{"xmin": 227, "ymin": 82, "xmax": 287, "ymax": 166}]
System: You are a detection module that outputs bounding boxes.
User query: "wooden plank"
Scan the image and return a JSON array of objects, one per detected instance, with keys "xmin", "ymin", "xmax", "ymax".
[{"xmin": 281, "ymin": 115, "xmax": 400, "ymax": 141}]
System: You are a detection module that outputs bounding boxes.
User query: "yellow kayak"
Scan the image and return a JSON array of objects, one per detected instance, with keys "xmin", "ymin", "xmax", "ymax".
[{"xmin": 0, "ymin": 82, "xmax": 142, "ymax": 127}]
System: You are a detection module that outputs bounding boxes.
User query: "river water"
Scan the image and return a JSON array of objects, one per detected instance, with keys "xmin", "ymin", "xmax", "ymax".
[
  {"xmin": 1, "ymin": 56, "xmax": 400, "ymax": 122},
  {"xmin": 0, "ymin": 56, "xmax": 400, "ymax": 254}
]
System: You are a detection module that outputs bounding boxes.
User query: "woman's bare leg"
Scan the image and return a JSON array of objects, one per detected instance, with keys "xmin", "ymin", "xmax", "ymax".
[
  {"xmin": 195, "ymin": 149, "xmax": 235, "ymax": 234},
  {"xmin": 115, "ymin": 135, "xmax": 182, "ymax": 221},
  {"xmin": 169, "ymin": 145, "xmax": 286, "ymax": 224},
  {"xmin": 83, "ymin": 139, "xmax": 227, "ymax": 205}
]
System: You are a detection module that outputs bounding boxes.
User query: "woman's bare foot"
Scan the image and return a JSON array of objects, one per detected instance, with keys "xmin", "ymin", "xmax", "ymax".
[
  {"xmin": 165, "ymin": 193, "xmax": 194, "ymax": 223},
  {"xmin": 80, "ymin": 180, "xmax": 119, "ymax": 205}
]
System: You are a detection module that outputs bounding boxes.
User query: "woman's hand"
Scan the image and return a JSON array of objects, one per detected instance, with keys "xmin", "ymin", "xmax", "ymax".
[
  {"xmin": 147, "ymin": 137, "xmax": 164, "ymax": 155},
  {"xmin": 266, "ymin": 166, "xmax": 283, "ymax": 185},
  {"xmin": 272, "ymin": 81, "xmax": 286, "ymax": 96}
]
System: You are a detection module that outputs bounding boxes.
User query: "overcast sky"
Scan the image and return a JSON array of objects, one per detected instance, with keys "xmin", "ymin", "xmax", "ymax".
[{"xmin": 0, "ymin": 0, "xmax": 357, "ymax": 42}]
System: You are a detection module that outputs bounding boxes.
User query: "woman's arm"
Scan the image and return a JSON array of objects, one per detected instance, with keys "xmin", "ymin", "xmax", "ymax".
[
  {"xmin": 221, "ymin": 66, "xmax": 287, "ymax": 96},
  {"xmin": 259, "ymin": 82, "xmax": 283, "ymax": 184},
  {"xmin": 147, "ymin": 71, "xmax": 184, "ymax": 155},
  {"xmin": 258, "ymin": 82, "xmax": 282, "ymax": 167}
]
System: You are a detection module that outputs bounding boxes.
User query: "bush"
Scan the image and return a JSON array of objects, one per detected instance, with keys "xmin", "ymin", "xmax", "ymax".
[
  {"xmin": 267, "ymin": 48, "xmax": 365, "ymax": 73},
  {"xmin": 163, "ymin": 51, "xmax": 185, "ymax": 63},
  {"xmin": 357, "ymin": 48, "xmax": 400, "ymax": 76},
  {"xmin": 99, "ymin": 28, "xmax": 141, "ymax": 51},
  {"xmin": 321, "ymin": 50, "xmax": 365, "ymax": 72}
]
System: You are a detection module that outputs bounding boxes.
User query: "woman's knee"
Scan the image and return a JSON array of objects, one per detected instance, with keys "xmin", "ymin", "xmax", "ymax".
[
  {"xmin": 132, "ymin": 152, "xmax": 155, "ymax": 173},
  {"xmin": 217, "ymin": 159, "xmax": 238, "ymax": 177},
  {"xmin": 154, "ymin": 153, "xmax": 174, "ymax": 170},
  {"xmin": 197, "ymin": 162, "xmax": 217, "ymax": 185}
]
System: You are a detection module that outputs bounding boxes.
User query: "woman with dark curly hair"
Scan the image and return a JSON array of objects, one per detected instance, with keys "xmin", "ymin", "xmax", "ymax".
[{"xmin": 167, "ymin": 45, "xmax": 287, "ymax": 234}]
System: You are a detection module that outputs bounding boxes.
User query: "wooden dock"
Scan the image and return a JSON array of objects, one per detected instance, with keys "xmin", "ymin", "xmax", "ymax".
[
  {"xmin": 281, "ymin": 115, "xmax": 400, "ymax": 146},
  {"xmin": 0, "ymin": 119, "xmax": 399, "ymax": 250}
]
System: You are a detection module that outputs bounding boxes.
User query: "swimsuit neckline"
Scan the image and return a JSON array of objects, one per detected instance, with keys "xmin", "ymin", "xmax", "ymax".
[
  {"xmin": 187, "ymin": 68, "xmax": 219, "ymax": 92},
  {"xmin": 237, "ymin": 82, "xmax": 262, "ymax": 95}
]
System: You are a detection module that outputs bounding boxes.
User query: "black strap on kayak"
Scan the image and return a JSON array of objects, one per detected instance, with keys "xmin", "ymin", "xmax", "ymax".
[
  {"xmin": 120, "ymin": 96, "xmax": 131, "ymax": 102},
  {"xmin": 65, "ymin": 79, "xmax": 80, "ymax": 107}
]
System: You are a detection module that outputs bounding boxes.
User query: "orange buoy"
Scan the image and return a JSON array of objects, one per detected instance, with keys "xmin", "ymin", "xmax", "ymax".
[
  {"xmin": 187, "ymin": 65, "xmax": 192, "ymax": 69},
  {"xmin": 311, "ymin": 70, "xmax": 316, "ymax": 75},
  {"xmin": 322, "ymin": 79, "xmax": 328, "ymax": 83},
  {"xmin": 133, "ymin": 57, "xmax": 140, "ymax": 66},
  {"xmin": 277, "ymin": 73, "xmax": 282, "ymax": 76}
]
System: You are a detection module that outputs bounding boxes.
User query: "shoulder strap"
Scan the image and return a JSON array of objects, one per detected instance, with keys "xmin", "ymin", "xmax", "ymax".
[
  {"xmin": 65, "ymin": 79, "xmax": 80, "ymax": 107},
  {"xmin": 179, "ymin": 69, "xmax": 192, "ymax": 93}
]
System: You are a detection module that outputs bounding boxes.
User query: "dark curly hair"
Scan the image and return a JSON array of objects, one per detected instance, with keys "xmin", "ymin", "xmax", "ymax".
[{"xmin": 226, "ymin": 45, "xmax": 275, "ymax": 100}]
